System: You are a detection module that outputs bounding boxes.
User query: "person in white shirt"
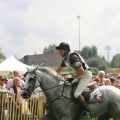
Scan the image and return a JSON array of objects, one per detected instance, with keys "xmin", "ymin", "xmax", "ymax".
[
  {"xmin": 7, "ymin": 70, "xmax": 25, "ymax": 90},
  {"xmin": 98, "ymin": 71, "xmax": 111, "ymax": 86},
  {"xmin": 9, "ymin": 77, "xmax": 30, "ymax": 116}
]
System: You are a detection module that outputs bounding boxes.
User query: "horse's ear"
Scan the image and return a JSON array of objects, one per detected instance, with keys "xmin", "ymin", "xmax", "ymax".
[
  {"xmin": 40, "ymin": 63, "xmax": 45, "ymax": 66},
  {"xmin": 38, "ymin": 63, "xmax": 45, "ymax": 69},
  {"xmin": 33, "ymin": 66, "xmax": 39, "ymax": 71},
  {"xmin": 26, "ymin": 66, "xmax": 30, "ymax": 72},
  {"xmin": 35, "ymin": 66, "xmax": 39, "ymax": 70}
]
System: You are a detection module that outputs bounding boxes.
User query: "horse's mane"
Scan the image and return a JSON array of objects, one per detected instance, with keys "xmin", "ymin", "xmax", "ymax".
[{"xmin": 38, "ymin": 67, "xmax": 60, "ymax": 82}]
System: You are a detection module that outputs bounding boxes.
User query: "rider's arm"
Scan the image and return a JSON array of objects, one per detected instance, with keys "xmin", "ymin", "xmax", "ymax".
[
  {"xmin": 56, "ymin": 61, "xmax": 66, "ymax": 74},
  {"xmin": 69, "ymin": 53, "xmax": 85, "ymax": 78},
  {"xmin": 72, "ymin": 66, "xmax": 84, "ymax": 78}
]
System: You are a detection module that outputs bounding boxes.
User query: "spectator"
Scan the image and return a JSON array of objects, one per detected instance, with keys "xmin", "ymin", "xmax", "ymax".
[
  {"xmin": 115, "ymin": 76, "xmax": 120, "ymax": 88},
  {"xmin": 104, "ymin": 78, "xmax": 111, "ymax": 86},
  {"xmin": 98, "ymin": 71, "xmax": 106, "ymax": 86},
  {"xmin": 109, "ymin": 77, "xmax": 117, "ymax": 87},
  {"xmin": 0, "ymin": 75, "xmax": 9, "ymax": 119},
  {"xmin": 0, "ymin": 75, "xmax": 8, "ymax": 92},
  {"xmin": 9, "ymin": 77, "xmax": 23, "ymax": 106},
  {"xmin": 87, "ymin": 77, "xmax": 100, "ymax": 90},
  {"xmin": 87, "ymin": 75, "xmax": 111, "ymax": 90},
  {"xmin": 9, "ymin": 77, "xmax": 22, "ymax": 94},
  {"xmin": 7, "ymin": 70, "xmax": 25, "ymax": 90},
  {"xmin": 8, "ymin": 71, "xmax": 14, "ymax": 79},
  {"xmin": 93, "ymin": 77, "xmax": 100, "ymax": 86},
  {"xmin": 9, "ymin": 77, "xmax": 29, "ymax": 119},
  {"xmin": 105, "ymin": 73, "xmax": 110, "ymax": 79}
]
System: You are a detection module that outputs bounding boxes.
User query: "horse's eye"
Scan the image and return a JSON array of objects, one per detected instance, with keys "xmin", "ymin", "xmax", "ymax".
[{"xmin": 29, "ymin": 78, "xmax": 34, "ymax": 82}]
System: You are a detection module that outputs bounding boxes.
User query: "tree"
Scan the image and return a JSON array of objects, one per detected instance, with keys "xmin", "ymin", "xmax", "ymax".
[
  {"xmin": 80, "ymin": 45, "xmax": 97, "ymax": 59},
  {"xmin": 111, "ymin": 53, "xmax": 120, "ymax": 68},
  {"xmin": 91, "ymin": 45, "xmax": 97, "ymax": 57},
  {"xmin": 88, "ymin": 56, "xmax": 108, "ymax": 71},
  {"xmin": 43, "ymin": 44, "xmax": 57, "ymax": 54}
]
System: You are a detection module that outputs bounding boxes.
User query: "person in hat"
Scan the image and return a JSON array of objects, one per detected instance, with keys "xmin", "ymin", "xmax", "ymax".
[
  {"xmin": 0, "ymin": 75, "xmax": 8, "ymax": 92},
  {"xmin": 0, "ymin": 75, "xmax": 9, "ymax": 119},
  {"xmin": 56, "ymin": 42, "xmax": 92, "ymax": 117}
]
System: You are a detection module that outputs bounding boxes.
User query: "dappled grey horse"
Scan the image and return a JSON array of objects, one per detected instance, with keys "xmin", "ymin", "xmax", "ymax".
[{"xmin": 21, "ymin": 67, "xmax": 120, "ymax": 120}]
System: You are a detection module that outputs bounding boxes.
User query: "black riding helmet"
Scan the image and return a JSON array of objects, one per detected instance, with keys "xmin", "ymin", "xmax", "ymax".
[{"xmin": 56, "ymin": 42, "xmax": 70, "ymax": 52}]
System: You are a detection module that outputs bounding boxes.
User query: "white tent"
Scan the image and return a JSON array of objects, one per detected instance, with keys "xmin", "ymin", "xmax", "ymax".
[{"xmin": 0, "ymin": 56, "xmax": 31, "ymax": 72}]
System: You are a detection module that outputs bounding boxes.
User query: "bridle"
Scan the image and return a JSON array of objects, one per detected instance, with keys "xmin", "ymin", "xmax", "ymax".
[{"xmin": 23, "ymin": 68, "xmax": 71, "ymax": 104}]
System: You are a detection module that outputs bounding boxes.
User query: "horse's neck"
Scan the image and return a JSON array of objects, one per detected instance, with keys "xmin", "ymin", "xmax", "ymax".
[
  {"xmin": 36, "ymin": 69, "xmax": 60, "ymax": 99},
  {"xmin": 41, "ymin": 75, "xmax": 59, "ymax": 90}
]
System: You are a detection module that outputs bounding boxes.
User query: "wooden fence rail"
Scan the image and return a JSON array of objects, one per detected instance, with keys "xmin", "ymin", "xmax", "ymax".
[{"xmin": 0, "ymin": 92, "xmax": 44, "ymax": 120}]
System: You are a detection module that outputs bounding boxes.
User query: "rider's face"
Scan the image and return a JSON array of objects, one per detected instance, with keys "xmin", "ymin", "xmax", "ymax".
[{"xmin": 58, "ymin": 49, "xmax": 66, "ymax": 57}]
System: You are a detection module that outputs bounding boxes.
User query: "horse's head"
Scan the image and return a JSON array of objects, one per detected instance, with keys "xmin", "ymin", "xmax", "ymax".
[
  {"xmin": 22, "ymin": 66, "xmax": 61, "ymax": 100},
  {"xmin": 21, "ymin": 67, "xmax": 41, "ymax": 99}
]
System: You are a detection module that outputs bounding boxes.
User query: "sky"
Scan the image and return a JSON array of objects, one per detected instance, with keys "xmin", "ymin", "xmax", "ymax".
[{"xmin": 0, "ymin": 0, "xmax": 120, "ymax": 61}]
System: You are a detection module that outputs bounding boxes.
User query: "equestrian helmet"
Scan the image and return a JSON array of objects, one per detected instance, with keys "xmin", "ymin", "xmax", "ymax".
[{"xmin": 56, "ymin": 42, "xmax": 70, "ymax": 52}]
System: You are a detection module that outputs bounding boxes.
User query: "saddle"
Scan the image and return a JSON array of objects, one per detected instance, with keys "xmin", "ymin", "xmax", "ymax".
[
  {"xmin": 59, "ymin": 76, "xmax": 103, "ymax": 104},
  {"xmin": 70, "ymin": 82, "xmax": 103, "ymax": 104},
  {"xmin": 71, "ymin": 82, "xmax": 91, "ymax": 103}
]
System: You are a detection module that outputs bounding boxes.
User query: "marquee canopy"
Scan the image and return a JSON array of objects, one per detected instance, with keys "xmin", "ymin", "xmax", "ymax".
[{"xmin": 0, "ymin": 56, "xmax": 31, "ymax": 71}]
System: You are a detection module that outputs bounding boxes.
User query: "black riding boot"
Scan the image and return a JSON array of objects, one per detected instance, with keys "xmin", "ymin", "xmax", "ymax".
[{"xmin": 77, "ymin": 95, "xmax": 90, "ymax": 119}]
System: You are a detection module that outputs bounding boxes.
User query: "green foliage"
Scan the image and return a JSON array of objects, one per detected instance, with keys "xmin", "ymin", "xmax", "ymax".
[
  {"xmin": 42, "ymin": 44, "xmax": 109, "ymax": 71},
  {"xmin": 111, "ymin": 53, "xmax": 120, "ymax": 68},
  {"xmin": 80, "ymin": 45, "xmax": 108, "ymax": 70},
  {"xmin": 87, "ymin": 56, "xmax": 108, "ymax": 71},
  {"xmin": 91, "ymin": 67, "xmax": 99, "ymax": 75},
  {"xmin": 43, "ymin": 44, "xmax": 57, "ymax": 54},
  {"xmin": 80, "ymin": 45, "xmax": 97, "ymax": 59}
]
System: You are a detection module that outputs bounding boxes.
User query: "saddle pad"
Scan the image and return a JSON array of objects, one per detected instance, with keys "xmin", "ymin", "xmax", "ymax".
[{"xmin": 89, "ymin": 88, "xmax": 103, "ymax": 103}]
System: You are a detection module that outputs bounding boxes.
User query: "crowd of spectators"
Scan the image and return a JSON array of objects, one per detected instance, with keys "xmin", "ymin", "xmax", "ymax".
[
  {"xmin": 0, "ymin": 70, "xmax": 43, "ymax": 120},
  {"xmin": 0, "ymin": 69, "xmax": 120, "ymax": 119},
  {"xmin": 87, "ymin": 70, "xmax": 120, "ymax": 90}
]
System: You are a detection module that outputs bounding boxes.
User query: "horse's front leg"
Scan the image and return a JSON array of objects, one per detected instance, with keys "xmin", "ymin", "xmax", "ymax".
[{"xmin": 37, "ymin": 114, "xmax": 56, "ymax": 120}]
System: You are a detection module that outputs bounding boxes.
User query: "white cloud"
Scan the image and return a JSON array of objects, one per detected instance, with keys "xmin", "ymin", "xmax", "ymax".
[
  {"xmin": 21, "ymin": 32, "xmax": 49, "ymax": 55},
  {"xmin": 0, "ymin": 0, "xmax": 119, "ymax": 60}
]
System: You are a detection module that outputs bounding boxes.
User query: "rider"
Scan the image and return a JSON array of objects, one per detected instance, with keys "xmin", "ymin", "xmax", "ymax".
[{"xmin": 56, "ymin": 42, "xmax": 92, "ymax": 117}]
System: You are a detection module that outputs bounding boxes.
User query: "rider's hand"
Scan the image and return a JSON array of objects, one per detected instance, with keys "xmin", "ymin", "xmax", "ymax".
[
  {"xmin": 64, "ymin": 74, "xmax": 72, "ymax": 80},
  {"xmin": 64, "ymin": 74, "xmax": 74, "ymax": 82}
]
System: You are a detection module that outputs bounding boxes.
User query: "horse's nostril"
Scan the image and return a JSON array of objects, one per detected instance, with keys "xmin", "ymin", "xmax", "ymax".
[
  {"xmin": 21, "ymin": 89, "xmax": 32, "ymax": 99},
  {"xmin": 21, "ymin": 91, "xmax": 28, "ymax": 98}
]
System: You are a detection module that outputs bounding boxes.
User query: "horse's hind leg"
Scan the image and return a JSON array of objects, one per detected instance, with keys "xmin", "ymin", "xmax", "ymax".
[{"xmin": 37, "ymin": 114, "xmax": 56, "ymax": 120}]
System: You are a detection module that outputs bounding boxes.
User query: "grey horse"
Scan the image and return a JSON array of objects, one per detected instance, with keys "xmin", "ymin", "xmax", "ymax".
[{"xmin": 21, "ymin": 67, "xmax": 120, "ymax": 120}]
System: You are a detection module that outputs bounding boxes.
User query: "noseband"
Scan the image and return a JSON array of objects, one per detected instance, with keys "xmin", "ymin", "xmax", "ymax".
[
  {"xmin": 23, "ymin": 69, "xmax": 39, "ymax": 94},
  {"xmin": 24, "ymin": 68, "xmax": 71, "ymax": 105},
  {"xmin": 24, "ymin": 69, "xmax": 62, "ymax": 93}
]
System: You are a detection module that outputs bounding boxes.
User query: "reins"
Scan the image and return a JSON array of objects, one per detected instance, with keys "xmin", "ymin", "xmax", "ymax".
[{"xmin": 32, "ymin": 73, "xmax": 72, "ymax": 103}]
